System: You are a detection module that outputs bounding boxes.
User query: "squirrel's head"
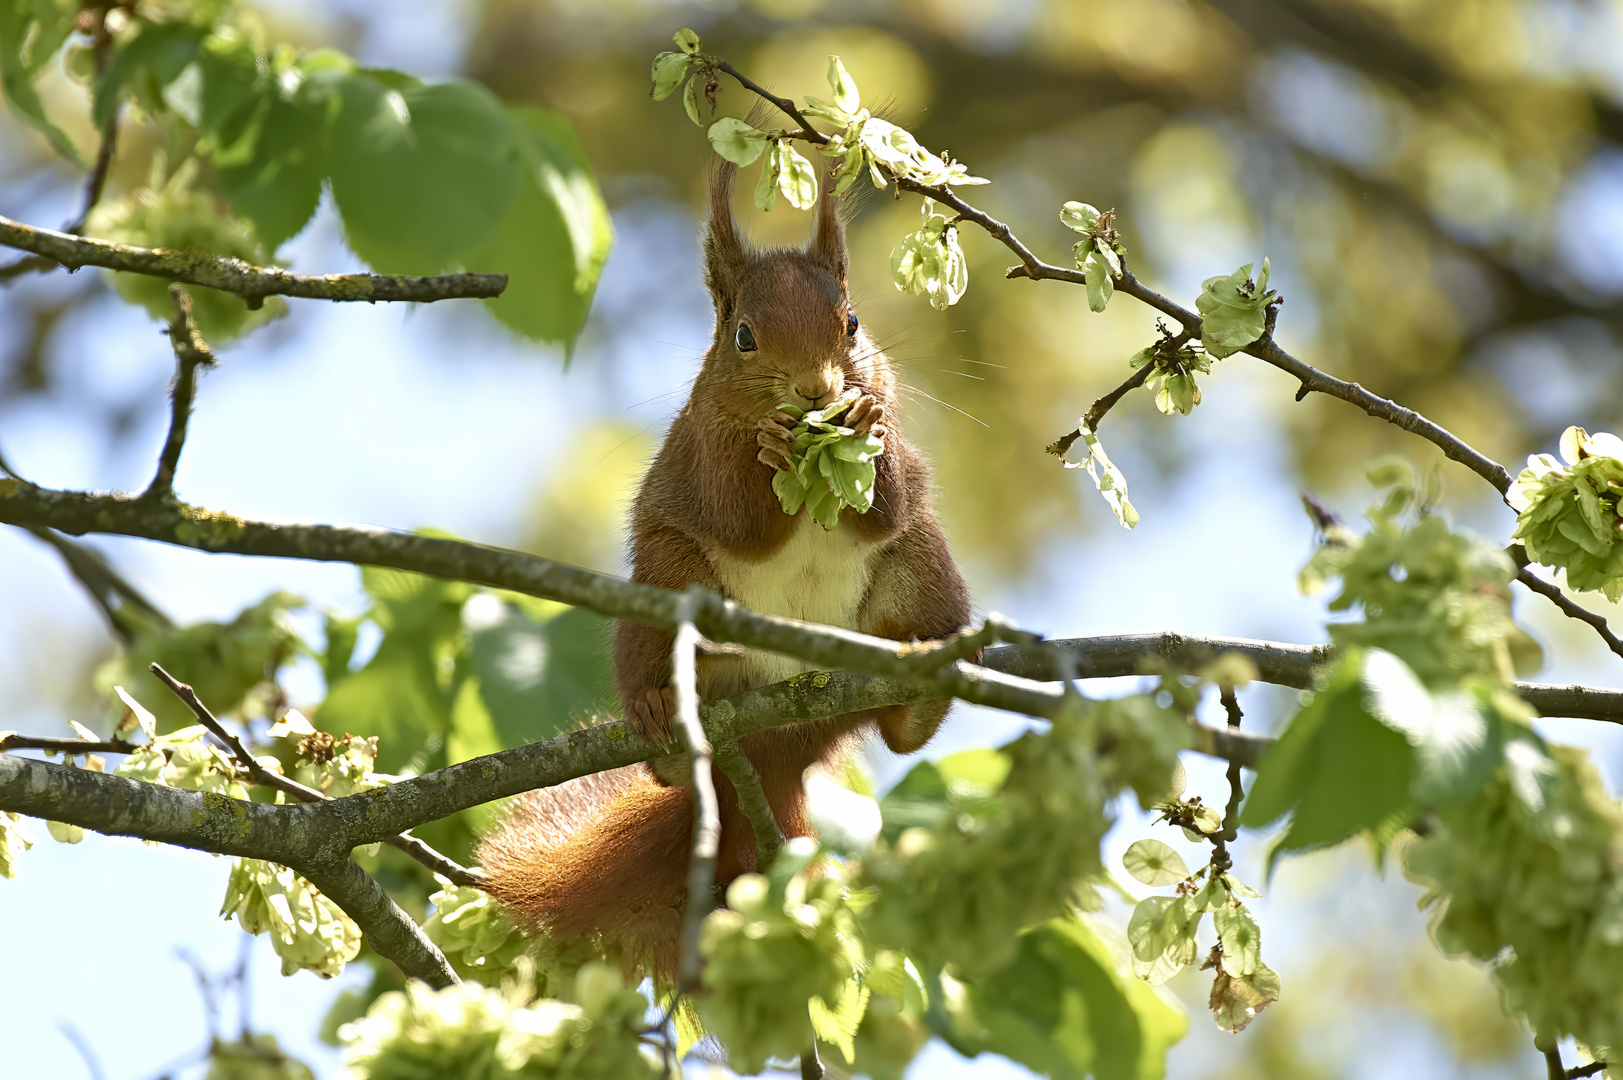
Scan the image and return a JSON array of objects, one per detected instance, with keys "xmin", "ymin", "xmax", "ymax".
[{"xmin": 697, "ymin": 162, "xmax": 883, "ymax": 425}]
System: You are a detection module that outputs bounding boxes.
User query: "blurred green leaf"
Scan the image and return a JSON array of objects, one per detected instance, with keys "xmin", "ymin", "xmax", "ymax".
[
  {"xmin": 92, "ymin": 18, "xmax": 206, "ymax": 129},
  {"xmin": 98, "ymin": 591, "xmax": 302, "ymax": 732},
  {"xmin": 465, "ymin": 600, "xmax": 614, "ymax": 748},
  {"xmin": 1240, "ymin": 649, "xmax": 1415, "ymax": 865},
  {"xmin": 328, "ymin": 72, "xmax": 521, "ymax": 274},
  {"xmin": 952, "ymin": 916, "xmax": 1186, "ymax": 1080},
  {"xmin": 0, "ymin": 0, "xmax": 86, "ymax": 162},
  {"xmin": 464, "ymin": 106, "xmax": 614, "ymax": 346},
  {"xmin": 213, "ymin": 52, "xmax": 350, "ymax": 249}
]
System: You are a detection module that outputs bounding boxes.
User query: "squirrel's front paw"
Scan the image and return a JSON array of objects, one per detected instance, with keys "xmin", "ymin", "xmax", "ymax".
[
  {"xmin": 845, "ymin": 394, "xmax": 888, "ymax": 443},
  {"xmin": 627, "ymin": 686, "xmax": 678, "ymax": 746},
  {"xmin": 756, "ymin": 410, "xmax": 796, "ymax": 471}
]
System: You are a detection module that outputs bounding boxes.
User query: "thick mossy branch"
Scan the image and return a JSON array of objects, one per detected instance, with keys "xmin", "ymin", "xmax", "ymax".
[
  {"xmin": 984, "ymin": 631, "xmax": 1623, "ymax": 723},
  {"xmin": 3, "ymin": 479, "xmax": 1621, "ymax": 724},
  {"xmin": 0, "ymin": 479, "xmax": 1065, "ymax": 718},
  {"xmin": 0, "ymin": 214, "xmax": 507, "ymax": 304},
  {"xmin": 0, "ymin": 665, "xmax": 1260, "ymax": 982},
  {"xmin": 297, "ymin": 856, "xmax": 459, "ymax": 989}
]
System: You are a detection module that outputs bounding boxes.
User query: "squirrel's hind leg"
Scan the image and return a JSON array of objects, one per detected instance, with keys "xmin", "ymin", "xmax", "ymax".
[{"xmin": 858, "ymin": 520, "xmax": 972, "ymax": 753}]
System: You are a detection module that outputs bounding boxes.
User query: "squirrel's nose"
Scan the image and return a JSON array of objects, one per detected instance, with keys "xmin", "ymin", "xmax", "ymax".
[{"xmin": 792, "ymin": 376, "xmax": 842, "ymax": 408}]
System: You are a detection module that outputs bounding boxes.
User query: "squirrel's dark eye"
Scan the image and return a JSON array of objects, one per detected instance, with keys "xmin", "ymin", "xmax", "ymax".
[
  {"xmin": 846, "ymin": 312, "xmax": 859, "ymax": 337},
  {"xmin": 735, "ymin": 322, "xmax": 757, "ymax": 352}
]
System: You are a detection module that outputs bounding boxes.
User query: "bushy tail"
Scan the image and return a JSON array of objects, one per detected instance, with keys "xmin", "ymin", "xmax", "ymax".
[{"xmin": 476, "ymin": 763, "xmax": 755, "ymax": 982}]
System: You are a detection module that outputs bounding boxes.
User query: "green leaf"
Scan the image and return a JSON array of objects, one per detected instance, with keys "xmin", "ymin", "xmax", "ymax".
[
  {"xmin": 463, "ymin": 105, "xmax": 614, "ymax": 346},
  {"xmin": 1122, "ymin": 839, "xmax": 1190, "ymax": 886},
  {"xmin": 1240, "ymin": 649, "xmax": 1415, "ymax": 865},
  {"xmin": 952, "ymin": 917, "xmax": 1187, "ymax": 1080},
  {"xmin": 1358, "ymin": 650, "xmax": 1504, "ymax": 808},
  {"xmin": 1213, "ymin": 903, "xmax": 1261, "ymax": 976},
  {"xmin": 194, "ymin": 28, "xmax": 269, "ymax": 146},
  {"xmin": 214, "ymin": 54, "xmax": 349, "ymax": 250},
  {"xmin": 315, "ymin": 651, "xmax": 447, "ymax": 774},
  {"xmin": 810, "ymin": 980, "xmax": 869, "ymax": 1065},
  {"xmin": 1060, "ymin": 201, "xmax": 1100, "ymax": 234},
  {"xmin": 708, "ymin": 116, "xmax": 768, "ymax": 166},
  {"xmin": 1196, "ymin": 258, "xmax": 1277, "ymax": 358},
  {"xmin": 328, "ymin": 73, "xmax": 521, "ymax": 274},
  {"xmin": 673, "ymin": 27, "xmax": 702, "ymax": 56},
  {"xmin": 754, "ymin": 144, "xmax": 779, "ymax": 212},
  {"xmin": 0, "ymin": 0, "xmax": 86, "ymax": 163},
  {"xmin": 1063, "ymin": 424, "xmax": 1138, "ymax": 528},
  {"xmin": 682, "ymin": 74, "xmax": 701, "ymax": 125},
  {"xmin": 649, "ymin": 50, "xmax": 689, "ymax": 100},
  {"xmin": 321, "ymin": 612, "xmax": 360, "ymax": 691},
  {"xmin": 777, "ymin": 141, "xmax": 820, "ymax": 211},
  {"xmin": 1127, "ymin": 894, "xmax": 1200, "ymax": 972},
  {"xmin": 100, "ymin": 591, "xmax": 303, "ymax": 733},
  {"xmin": 92, "ymin": 18, "xmax": 206, "ymax": 130},
  {"xmin": 316, "ymin": 567, "xmax": 470, "ymax": 772},
  {"xmin": 825, "ymin": 54, "xmax": 861, "ymax": 115},
  {"xmin": 465, "ymin": 599, "xmax": 615, "ymax": 748},
  {"xmin": 1083, "ymin": 249, "xmax": 1113, "ymax": 312}
]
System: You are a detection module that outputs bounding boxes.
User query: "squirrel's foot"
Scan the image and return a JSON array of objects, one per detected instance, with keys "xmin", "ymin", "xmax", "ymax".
[
  {"xmin": 756, "ymin": 410, "xmax": 796, "ymax": 471},
  {"xmin": 846, "ymin": 394, "xmax": 888, "ymax": 443},
  {"xmin": 627, "ymin": 686, "xmax": 678, "ymax": 747}
]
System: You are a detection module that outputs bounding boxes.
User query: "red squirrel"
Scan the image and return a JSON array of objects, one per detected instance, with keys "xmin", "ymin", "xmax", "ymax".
[{"xmin": 477, "ymin": 163, "xmax": 971, "ymax": 980}]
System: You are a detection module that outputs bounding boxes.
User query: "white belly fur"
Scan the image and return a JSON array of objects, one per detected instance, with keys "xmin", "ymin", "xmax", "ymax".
[{"xmin": 711, "ymin": 514, "xmax": 876, "ymax": 688}]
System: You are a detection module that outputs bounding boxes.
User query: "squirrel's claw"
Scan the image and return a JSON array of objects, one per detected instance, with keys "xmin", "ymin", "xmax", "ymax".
[
  {"xmin": 626, "ymin": 686, "xmax": 678, "ymax": 747},
  {"xmin": 756, "ymin": 411, "xmax": 795, "ymax": 472},
  {"xmin": 848, "ymin": 395, "xmax": 886, "ymax": 437}
]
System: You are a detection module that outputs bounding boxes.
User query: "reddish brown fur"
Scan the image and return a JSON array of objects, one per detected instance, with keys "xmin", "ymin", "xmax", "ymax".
[{"xmin": 478, "ymin": 164, "xmax": 971, "ymax": 982}]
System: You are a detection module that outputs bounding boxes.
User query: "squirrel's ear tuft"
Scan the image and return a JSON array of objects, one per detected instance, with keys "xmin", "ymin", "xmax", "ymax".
[
  {"xmin": 807, "ymin": 171, "xmax": 849, "ymax": 287},
  {"xmin": 705, "ymin": 162, "xmax": 748, "ymax": 313}
]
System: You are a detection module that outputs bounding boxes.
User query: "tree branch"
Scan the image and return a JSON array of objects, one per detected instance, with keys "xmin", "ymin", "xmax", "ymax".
[
  {"xmin": 673, "ymin": 589, "xmax": 720, "ymax": 993},
  {"xmin": 0, "ymin": 215, "xmax": 507, "ymax": 305},
  {"xmin": 146, "ymin": 285, "xmax": 215, "ymax": 500},
  {"xmin": 1515, "ymin": 568, "xmax": 1623, "ymax": 663},
  {"xmin": 4, "ymin": 479, "xmax": 1622, "ymax": 724},
  {"xmin": 716, "ymin": 738, "xmax": 783, "ymax": 869},
  {"xmin": 0, "ymin": 732, "xmax": 137, "ymax": 755},
  {"xmin": 146, "ymin": 662, "xmax": 484, "ymax": 888},
  {"xmin": 984, "ymin": 632, "xmax": 1623, "ymax": 723},
  {"xmin": 0, "ymin": 479, "xmax": 1067, "ymax": 720},
  {"xmin": 297, "ymin": 854, "xmax": 459, "ymax": 989}
]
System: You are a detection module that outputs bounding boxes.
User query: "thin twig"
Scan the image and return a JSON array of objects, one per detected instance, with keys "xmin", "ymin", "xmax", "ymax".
[
  {"xmin": 800, "ymin": 1042, "xmax": 825, "ymax": 1080},
  {"xmin": 0, "ymin": 253, "xmax": 54, "ymax": 281},
  {"xmin": 64, "ymin": 2, "xmax": 119, "ymax": 237},
  {"xmin": 1515, "ymin": 568, "xmax": 1623, "ymax": 662},
  {"xmin": 714, "ymin": 738, "xmax": 782, "ymax": 869},
  {"xmin": 145, "ymin": 285, "xmax": 216, "ymax": 500},
  {"xmin": 0, "ymin": 732, "xmax": 137, "ymax": 756},
  {"xmin": 1050, "ymin": 365, "xmax": 1153, "ymax": 459},
  {"xmin": 714, "ymin": 60, "xmax": 822, "ymax": 140},
  {"xmin": 1548, "ymin": 1046, "xmax": 1568, "ymax": 1080},
  {"xmin": 146, "ymin": 662, "xmax": 486, "ymax": 887},
  {"xmin": 673, "ymin": 587, "xmax": 721, "ymax": 994},
  {"xmin": 1216, "ymin": 686, "xmax": 1245, "ymax": 851},
  {"xmin": 0, "ymin": 214, "xmax": 507, "ymax": 305},
  {"xmin": 57, "ymin": 1022, "xmax": 106, "ymax": 1080},
  {"xmin": 1568, "ymin": 1062, "xmax": 1609, "ymax": 1079},
  {"xmin": 25, "ymin": 527, "xmax": 174, "ymax": 642}
]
